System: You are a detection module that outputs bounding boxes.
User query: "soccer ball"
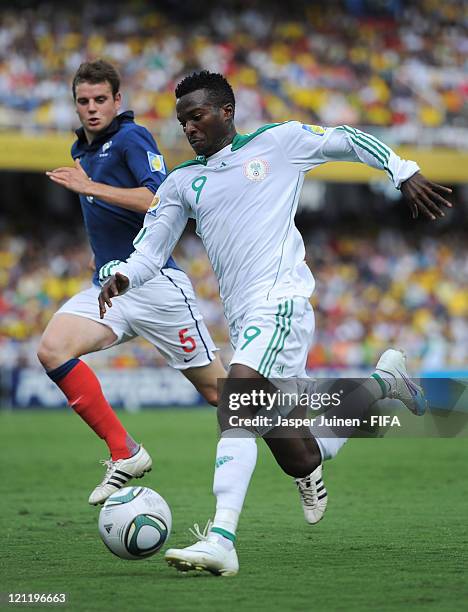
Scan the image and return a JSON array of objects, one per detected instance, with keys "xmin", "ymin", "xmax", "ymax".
[{"xmin": 98, "ymin": 486, "xmax": 171, "ymax": 560}]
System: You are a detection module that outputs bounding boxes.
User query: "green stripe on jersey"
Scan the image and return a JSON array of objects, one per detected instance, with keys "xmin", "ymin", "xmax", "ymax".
[
  {"xmin": 265, "ymin": 300, "xmax": 294, "ymax": 378},
  {"xmin": 344, "ymin": 125, "xmax": 391, "ymax": 162},
  {"xmin": 258, "ymin": 300, "xmax": 293, "ymax": 377},
  {"xmin": 169, "ymin": 157, "xmax": 207, "ymax": 175},
  {"xmin": 231, "ymin": 122, "xmax": 292, "ymax": 151},
  {"xmin": 339, "ymin": 126, "xmax": 394, "ymax": 180},
  {"xmin": 341, "ymin": 126, "xmax": 387, "ymax": 166},
  {"xmin": 133, "ymin": 227, "xmax": 147, "ymax": 246},
  {"xmin": 260, "ymin": 301, "xmax": 288, "ymax": 377},
  {"xmin": 168, "ymin": 123, "xmax": 292, "ymax": 172},
  {"xmin": 99, "ymin": 260, "xmax": 121, "ymax": 281},
  {"xmin": 258, "ymin": 302, "xmax": 284, "ymax": 376}
]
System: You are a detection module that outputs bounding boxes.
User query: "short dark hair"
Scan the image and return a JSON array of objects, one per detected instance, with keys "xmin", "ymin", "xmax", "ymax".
[
  {"xmin": 72, "ymin": 60, "xmax": 120, "ymax": 99},
  {"xmin": 175, "ymin": 70, "xmax": 235, "ymax": 110}
]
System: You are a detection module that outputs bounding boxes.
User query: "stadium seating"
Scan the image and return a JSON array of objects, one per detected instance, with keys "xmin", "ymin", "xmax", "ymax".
[
  {"xmin": 0, "ymin": 1, "xmax": 466, "ymax": 144},
  {"xmin": 1, "ymin": 229, "xmax": 466, "ymax": 371}
]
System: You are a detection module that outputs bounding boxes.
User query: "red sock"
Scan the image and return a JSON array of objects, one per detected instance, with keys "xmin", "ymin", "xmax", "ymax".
[{"xmin": 51, "ymin": 360, "xmax": 138, "ymax": 460}]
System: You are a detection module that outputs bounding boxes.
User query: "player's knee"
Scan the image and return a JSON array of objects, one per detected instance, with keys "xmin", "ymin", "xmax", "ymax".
[
  {"xmin": 37, "ymin": 336, "xmax": 69, "ymax": 371},
  {"xmin": 199, "ymin": 383, "xmax": 218, "ymax": 407},
  {"xmin": 37, "ymin": 337, "xmax": 54, "ymax": 369},
  {"xmin": 276, "ymin": 446, "xmax": 321, "ymax": 478}
]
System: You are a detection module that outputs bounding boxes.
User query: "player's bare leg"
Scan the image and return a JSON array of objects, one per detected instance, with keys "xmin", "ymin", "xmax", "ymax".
[
  {"xmin": 182, "ymin": 353, "xmax": 226, "ymax": 406},
  {"xmin": 165, "ymin": 364, "xmax": 322, "ymax": 576},
  {"xmin": 38, "ymin": 313, "xmax": 117, "ymax": 370},
  {"xmin": 37, "ymin": 313, "xmax": 150, "ymax": 504},
  {"xmin": 229, "ymin": 367, "xmax": 327, "ymax": 525}
]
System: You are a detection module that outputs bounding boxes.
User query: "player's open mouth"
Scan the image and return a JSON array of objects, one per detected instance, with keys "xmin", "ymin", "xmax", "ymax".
[{"xmin": 88, "ymin": 118, "xmax": 100, "ymax": 126}]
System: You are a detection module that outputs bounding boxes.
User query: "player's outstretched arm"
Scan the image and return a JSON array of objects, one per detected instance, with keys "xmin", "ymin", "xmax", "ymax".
[
  {"xmin": 400, "ymin": 172, "xmax": 452, "ymax": 220},
  {"xmin": 97, "ymin": 173, "xmax": 190, "ymax": 317},
  {"xmin": 98, "ymin": 272, "xmax": 129, "ymax": 319},
  {"xmin": 46, "ymin": 159, "xmax": 153, "ymax": 213},
  {"xmin": 318, "ymin": 126, "xmax": 454, "ymax": 219}
]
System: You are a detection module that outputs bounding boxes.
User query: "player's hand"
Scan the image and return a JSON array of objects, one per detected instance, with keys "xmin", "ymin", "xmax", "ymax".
[
  {"xmin": 98, "ymin": 272, "xmax": 130, "ymax": 319},
  {"xmin": 46, "ymin": 159, "xmax": 92, "ymax": 195},
  {"xmin": 400, "ymin": 172, "xmax": 452, "ymax": 220}
]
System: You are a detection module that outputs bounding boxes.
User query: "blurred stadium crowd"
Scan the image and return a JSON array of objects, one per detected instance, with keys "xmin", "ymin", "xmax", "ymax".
[
  {"xmin": 1, "ymin": 228, "xmax": 467, "ymax": 372},
  {"xmin": 0, "ymin": 0, "xmax": 467, "ymax": 377},
  {"xmin": 0, "ymin": 0, "xmax": 467, "ymax": 147}
]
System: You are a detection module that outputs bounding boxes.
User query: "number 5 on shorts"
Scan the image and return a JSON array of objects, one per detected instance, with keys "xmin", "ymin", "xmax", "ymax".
[
  {"xmin": 240, "ymin": 326, "xmax": 261, "ymax": 350},
  {"xmin": 179, "ymin": 328, "xmax": 196, "ymax": 353}
]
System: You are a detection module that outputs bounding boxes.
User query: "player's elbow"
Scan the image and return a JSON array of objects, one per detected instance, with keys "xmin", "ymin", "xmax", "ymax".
[{"xmin": 137, "ymin": 202, "xmax": 152, "ymax": 213}]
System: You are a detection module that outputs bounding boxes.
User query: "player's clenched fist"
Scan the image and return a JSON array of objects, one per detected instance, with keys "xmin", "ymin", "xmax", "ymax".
[{"xmin": 98, "ymin": 272, "xmax": 130, "ymax": 318}]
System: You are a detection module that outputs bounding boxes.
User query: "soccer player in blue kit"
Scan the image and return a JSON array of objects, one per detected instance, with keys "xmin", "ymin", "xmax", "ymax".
[{"xmin": 38, "ymin": 60, "xmax": 225, "ymax": 505}]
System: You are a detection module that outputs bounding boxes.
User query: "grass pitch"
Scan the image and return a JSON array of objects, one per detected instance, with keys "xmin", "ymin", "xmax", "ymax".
[{"xmin": 1, "ymin": 409, "xmax": 467, "ymax": 612}]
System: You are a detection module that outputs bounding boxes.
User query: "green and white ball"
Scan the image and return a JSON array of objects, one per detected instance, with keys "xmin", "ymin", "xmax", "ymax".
[{"xmin": 98, "ymin": 486, "xmax": 171, "ymax": 560}]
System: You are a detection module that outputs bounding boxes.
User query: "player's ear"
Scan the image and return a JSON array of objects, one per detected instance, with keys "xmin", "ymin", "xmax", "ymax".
[
  {"xmin": 114, "ymin": 91, "xmax": 122, "ymax": 109},
  {"xmin": 222, "ymin": 102, "xmax": 234, "ymax": 121}
]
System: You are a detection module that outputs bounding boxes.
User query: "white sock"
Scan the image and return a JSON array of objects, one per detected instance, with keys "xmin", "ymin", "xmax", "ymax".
[
  {"xmin": 370, "ymin": 372, "xmax": 391, "ymax": 398},
  {"xmin": 315, "ymin": 436, "xmax": 348, "ymax": 461},
  {"xmin": 211, "ymin": 429, "xmax": 257, "ymax": 544},
  {"xmin": 310, "ymin": 375, "xmax": 388, "ymax": 461}
]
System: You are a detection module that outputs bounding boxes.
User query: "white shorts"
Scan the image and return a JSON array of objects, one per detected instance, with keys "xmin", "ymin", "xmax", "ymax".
[
  {"xmin": 56, "ymin": 268, "xmax": 217, "ymax": 370},
  {"xmin": 229, "ymin": 296, "xmax": 314, "ymax": 379}
]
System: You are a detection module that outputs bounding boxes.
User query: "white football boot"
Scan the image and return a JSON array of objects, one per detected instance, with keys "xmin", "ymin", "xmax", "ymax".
[
  {"xmin": 165, "ymin": 521, "xmax": 239, "ymax": 576},
  {"xmin": 88, "ymin": 446, "xmax": 152, "ymax": 505},
  {"xmin": 295, "ymin": 463, "xmax": 328, "ymax": 524},
  {"xmin": 374, "ymin": 349, "xmax": 427, "ymax": 416}
]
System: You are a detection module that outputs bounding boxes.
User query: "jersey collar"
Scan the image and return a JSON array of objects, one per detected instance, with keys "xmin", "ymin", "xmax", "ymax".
[
  {"xmin": 203, "ymin": 122, "xmax": 286, "ymax": 161},
  {"xmin": 203, "ymin": 140, "xmax": 234, "ymax": 163},
  {"xmin": 171, "ymin": 123, "xmax": 285, "ymax": 171},
  {"xmin": 74, "ymin": 110, "xmax": 135, "ymax": 153}
]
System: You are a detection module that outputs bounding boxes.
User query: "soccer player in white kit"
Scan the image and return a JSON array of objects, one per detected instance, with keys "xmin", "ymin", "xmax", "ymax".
[{"xmin": 98, "ymin": 71, "xmax": 453, "ymax": 576}]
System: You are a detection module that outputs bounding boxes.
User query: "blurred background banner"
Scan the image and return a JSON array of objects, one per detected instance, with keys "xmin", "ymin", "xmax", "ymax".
[
  {"xmin": 5, "ymin": 367, "xmax": 205, "ymax": 409},
  {"xmin": 1, "ymin": 0, "xmax": 467, "ymax": 408}
]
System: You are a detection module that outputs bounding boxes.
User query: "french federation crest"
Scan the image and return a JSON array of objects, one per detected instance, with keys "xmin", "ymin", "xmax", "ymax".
[
  {"xmin": 244, "ymin": 158, "xmax": 269, "ymax": 181},
  {"xmin": 147, "ymin": 152, "xmax": 166, "ymax": 174}
]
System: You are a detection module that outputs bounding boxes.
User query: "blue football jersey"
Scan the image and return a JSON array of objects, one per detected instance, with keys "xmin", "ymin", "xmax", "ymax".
[{"xmin": 71, "ymin": 111, "xmax": 179, "ymax": 285}]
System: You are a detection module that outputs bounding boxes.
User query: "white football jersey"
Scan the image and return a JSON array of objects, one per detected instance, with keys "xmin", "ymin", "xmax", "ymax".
[{"xmin": 109, "ymin": 121, "xmax": 419, "ymax": 326}]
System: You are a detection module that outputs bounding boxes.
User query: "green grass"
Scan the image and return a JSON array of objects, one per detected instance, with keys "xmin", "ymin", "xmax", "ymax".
[{"xmin": 1, "ymin": 409, "xmax": 467, "ymax": 612}]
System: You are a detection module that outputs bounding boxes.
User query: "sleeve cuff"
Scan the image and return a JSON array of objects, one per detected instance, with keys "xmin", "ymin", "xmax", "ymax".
[
  {"xmin": 394, "ymin": 160, "xmax": 420, "ymax": 189},
  {"xmin": 98, "ymin": 260, "xmax": 134, "ymax": 290}
]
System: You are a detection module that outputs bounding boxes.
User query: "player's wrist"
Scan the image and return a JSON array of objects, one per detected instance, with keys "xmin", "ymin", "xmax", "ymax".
[
  {"xmin": 394, "ymin": 161, "xmax": 420, "ymax": 189},
  {"xmin": 81, "ymin": 176, "xmax": 96, "ymax": 197}
]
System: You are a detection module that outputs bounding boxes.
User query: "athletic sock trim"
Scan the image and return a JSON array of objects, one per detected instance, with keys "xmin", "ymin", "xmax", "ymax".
[
  {"xmin": 371, "ymin": 373, "xmax": 388, "ymax": 399},
  {"xmin": 211, "ymin": 527, "xmax": 236, "ymax": 542},
  {"xmin": 46, "ymin": 358, "xmax": 80, "ymax": 383}
]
